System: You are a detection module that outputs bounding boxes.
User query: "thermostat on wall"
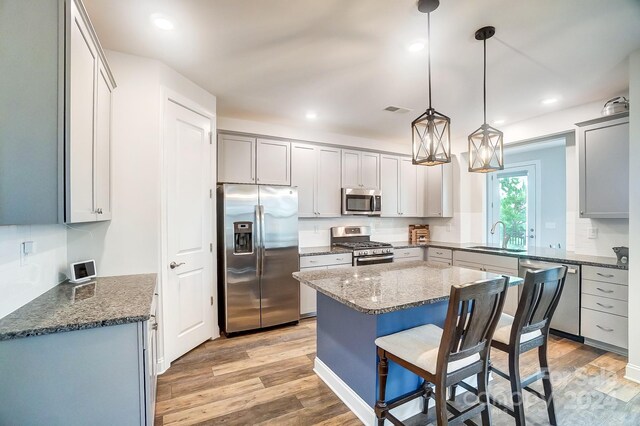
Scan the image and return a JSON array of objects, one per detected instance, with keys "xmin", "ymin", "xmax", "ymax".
[{"xmin": 69, "ymin": 260, "xmax": 97, "ymax": 284}]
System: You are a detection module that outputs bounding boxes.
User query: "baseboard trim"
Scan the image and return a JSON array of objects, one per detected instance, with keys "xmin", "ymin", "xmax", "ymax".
[
  {"xmin": 313, "ymin": 357, "xmax": 422, "ymax": 426},
  {"xmin": 584, "ymin": 338, "xmax": 628, "ymax": 356},
  {"xmin": 625, "ymin": 363, "xmax": 640, "ymax": 384}
]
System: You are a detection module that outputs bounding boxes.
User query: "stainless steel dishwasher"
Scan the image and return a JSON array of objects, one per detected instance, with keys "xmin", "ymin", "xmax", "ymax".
[{"xmin": 518, "ymin": 259, "xmax": 581, "ymax": 337}]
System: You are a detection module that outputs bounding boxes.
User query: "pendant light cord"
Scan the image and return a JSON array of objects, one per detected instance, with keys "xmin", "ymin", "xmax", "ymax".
[
  {"xmin": 483, "ymin": 38, "xmax": 487, "ymax": 124},
  {"xmin": 427, "ymin": 13, "xmax": 432, "ymax": 109}
]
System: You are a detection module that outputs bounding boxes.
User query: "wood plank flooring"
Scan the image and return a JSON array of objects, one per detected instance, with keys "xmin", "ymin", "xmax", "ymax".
[{"xmin": 156, "ymin": 319, "xmax": 640, "ymax": 425}]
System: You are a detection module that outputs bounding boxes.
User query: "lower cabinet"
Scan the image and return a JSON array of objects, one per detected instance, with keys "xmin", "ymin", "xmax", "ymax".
[
  {"xmin": 427, "ymin": 247, "xmax": 453, "ymax": 266},
  {"xmin": 0, "ymin": 295, "xmax": 159, "ymax": 425},
  {"xmin": 453, "ymin": 251, "xmax": 519, "ymax": 316},
  {"xmin": 394, "ymin": 247, "xmax": 425, "ymax": 263},
  {"xmin": 580, "ymin": 265, "xmax": 628, "ymax": 353},
  {"xmin": 299, "ymin": 253, "xmax": 353, "ymax": 317}
]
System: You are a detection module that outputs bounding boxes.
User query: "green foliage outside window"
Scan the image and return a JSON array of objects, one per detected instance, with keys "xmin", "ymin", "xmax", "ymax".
[{"xmin": 499, "ymin": 177, "xmax": 527, "ymax": 249}]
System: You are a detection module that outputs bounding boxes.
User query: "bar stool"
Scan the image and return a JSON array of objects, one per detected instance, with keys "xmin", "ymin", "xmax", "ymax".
[
  {"xmin": 374, "ymin": 276, "xmax": 509, "ymax": 426},
  {"xmin": 487, "ymin": 266, "xmax": 568, "ymax": 426}
]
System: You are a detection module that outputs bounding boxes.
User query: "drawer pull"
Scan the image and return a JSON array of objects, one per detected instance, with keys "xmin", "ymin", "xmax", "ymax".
[
  {"xmin": 336, "ymin": 258, "xmax": 344, "ymax": 261},
  {"xmin": 597, "ymin": 273, "xmax": 615, "ymax": 278},
  {"xmin": 596, "ymin": 325, "xmax": 614, "ymax": 332},
  {"xmin": 596, "ymin": 287, "xmax": 614, "ymax": 294},
  {"xmin": 309, "ymin": 260, "xmax": 317, "ymax": 263},
  {"xmin": 596, "ymin": 302, "xmax": 614, "ymax": 309}
]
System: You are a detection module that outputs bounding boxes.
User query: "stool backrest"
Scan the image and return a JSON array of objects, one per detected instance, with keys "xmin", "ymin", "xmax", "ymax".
[
  {"xmin": 512, "ymin": 266, "xmax": 568, "ymax": 341},
  {"xmin": 438, "ymin": 277, "xmax": 508, "ymax": 372}
]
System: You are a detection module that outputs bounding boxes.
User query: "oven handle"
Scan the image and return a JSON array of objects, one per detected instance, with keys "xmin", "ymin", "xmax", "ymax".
[{"xmin": 357, "ymin": 254, "xmax": 394, "ymax": 263}]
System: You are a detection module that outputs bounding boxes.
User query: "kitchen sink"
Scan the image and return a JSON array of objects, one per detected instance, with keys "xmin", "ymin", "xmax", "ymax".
[{"xmin": 470, "ymin": 246, "xmax": 527, "ymax": 253}]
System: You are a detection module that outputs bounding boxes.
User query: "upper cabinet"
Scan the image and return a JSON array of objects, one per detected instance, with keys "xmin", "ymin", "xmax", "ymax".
[
  {"xmin": 379, "ymin": 156, "xmax": 417, "ymax": 217},
  {"xmin": 577, "ymin": 113, "xmax": 629, "ymax": 219},
  {"xmin": 425, "ymin": 162, "xmax": 453, "ymax": 218},
  {"xmin": 0, "ymin": 0, "xmax": 116, "ymax": 225},
  {"xmin": 341, "ymin": 149, "xmax": 380, "ymax": 190},
  {"xmin": 291, "ymin": 143, "xmax": 341, "ymax": 217},
  {"xmin": 217, "ymin": 134, "xmax": 291, "ymax": 186}
]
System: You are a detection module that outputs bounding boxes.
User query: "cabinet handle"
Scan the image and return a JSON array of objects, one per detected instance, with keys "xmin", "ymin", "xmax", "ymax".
[
  {"xmin": 596, "ymin": 287, "xmax": 614, "ymax": 294},
  {"xmin": 336, "ymin": 258, "xmax": 344, "ymax": 261},
  {"xmin": 152, "ymin": 323, "xmax": 158, "ymax": 330},
  {"xmin": 596, "ymin": 272, "xmax": 615, "ymax": 278},
  {"xmin": 309, "ymin": 260, "xmax": 317, "ymax": 263},
  {"xmin": 596, "ymin": 302, "xmax": 614, "ymax": 309},
  {"xmin": 596, "ymin": 325, "xmax": 614, "ymax": 332}
]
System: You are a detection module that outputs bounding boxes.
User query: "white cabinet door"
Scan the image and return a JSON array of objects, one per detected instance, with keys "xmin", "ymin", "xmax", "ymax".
[
  {"xmin": 94, "ymin": 60, "xmax": 113, "ymax": 220},
  {"xmin": 68, "ymin": 0, "xmax": 98, "ymax": 223},
  {"xmin": 361, "ymin": 152, "xmax": 380, "ymax": 190},
  {"xmin": 425, "ymin": 162, "xmax": 453, "ymax": 218},
  {"xmin": 317, "ymin": 146, "xmax": 341, "ymax": 216},
  {"xmin": 291, "ymin": 143, "xmax": 317, "ymax": 218},
  {"xmin": 400, "ymin": 158, "xmax": 418, "ymax": 216},
  {"xmin": 299, "ymin": 265, "xmax": 327, "ymax": 316},
  {"xmin": 342, "ymin": 149, "xmax": 361, "ymax": 188},
  {"xmin": 417, "ymin": 166, "xmax": 427, "ymax": 217},
  {"xmin": 257, "ymin": 139, "xmax": 290, "ymax": 185},
  {"xmin": 217, "ymin": 135, "xmax": 256, "ymax": 184},
  {"xmin": 380, "ymin": 155, "xmax": 400, "ymax": 217}
]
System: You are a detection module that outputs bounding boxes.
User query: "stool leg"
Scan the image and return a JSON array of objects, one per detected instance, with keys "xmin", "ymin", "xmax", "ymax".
[
  {"xmin": 539, "ymin": 343, "xmax": 557, "ymax": 425},
  {"xmin": 478, "ymin": 362, "xmax": 492, "ymax": 426},
  {"xmin": 448, "ymin": 384, "xmax": 457, "ymax": 402},
  {"xmin": 375, "ymin": 349, "xmax": 389, "ymax": 426},
  {"xmin": 422, "ymin": 382, "xmax": 433, "ymax": 415},
  {"xmin": 509, "ymin": 349, "xmax": 526, "ymax": 426},
  {"xmin": 435, "ymin": 381, "xmax": 448, "ymax": 425}
]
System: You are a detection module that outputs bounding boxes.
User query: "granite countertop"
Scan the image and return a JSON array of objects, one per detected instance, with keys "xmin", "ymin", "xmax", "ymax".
[
  {"xmin": 300, "ymin": 241, "xmax": 626, "ymax": 270},
  {"xmin": 293, "ymin": 260, "xmax": 523, "ymax": 315},
  {"xmin": 0, "ymin": 274, "xmax": 157, "ymax": 341}
]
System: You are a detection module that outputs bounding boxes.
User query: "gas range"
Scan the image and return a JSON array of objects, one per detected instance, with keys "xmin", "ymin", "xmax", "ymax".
[{"xmin": 330, "ymin": 226, "xmax": 394, "ymax": 265}]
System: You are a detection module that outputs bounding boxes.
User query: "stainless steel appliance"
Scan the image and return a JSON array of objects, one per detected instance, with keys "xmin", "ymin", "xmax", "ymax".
[
  {"xmin": 217, "ymin": 184, "xmax": 300, "ymax": 334},
  {"xmin": 519, "ymin": 259, "xmax": 580, "ymax": 336},
  {"xmin": 342, "ymin": 188, "xmax": 382, "ymax": 216},
  {"xmin": 331, "ymin": 226, "xmax": 394, "ymax": 265}
]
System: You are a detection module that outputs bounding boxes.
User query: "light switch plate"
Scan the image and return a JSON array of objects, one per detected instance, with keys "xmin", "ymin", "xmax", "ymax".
[{"xmin": 587, "ymin": 227, "xmax": 598, "ymax": 239}]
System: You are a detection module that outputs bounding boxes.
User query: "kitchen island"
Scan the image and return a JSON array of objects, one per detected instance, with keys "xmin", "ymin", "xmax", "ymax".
[{"xmin": 292, "ymin": 260, "xmax": 523, "ymax": 425}]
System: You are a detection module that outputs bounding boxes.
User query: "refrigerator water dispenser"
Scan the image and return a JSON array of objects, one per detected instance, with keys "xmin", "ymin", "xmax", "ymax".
[{"xmin": 233, "ymin": 222, "xmax": 253, "ymax": 254}]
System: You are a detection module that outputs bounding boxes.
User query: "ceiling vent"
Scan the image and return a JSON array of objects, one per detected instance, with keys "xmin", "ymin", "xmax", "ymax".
[{"xmin": 384, "ymin": 105, "xmax": 412, "ymax": 114}]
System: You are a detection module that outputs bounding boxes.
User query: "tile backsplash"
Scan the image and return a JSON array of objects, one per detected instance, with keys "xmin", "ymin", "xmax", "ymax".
[{"xmin": 0, "ymin": 225, "xmax": 67, "ymax": 319}]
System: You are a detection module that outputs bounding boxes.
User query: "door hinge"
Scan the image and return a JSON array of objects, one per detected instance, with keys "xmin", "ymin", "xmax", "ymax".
[
  {"xmin": 209, "ymin": 132, "xmax": 213, "ymax": 145},
  {"xmin": 210, "ymin": 243, "xmax": 213, "ymax": 252},
  {"xmin": 210, "ymin": 296, "xmax": 214, "ymax": 306}
]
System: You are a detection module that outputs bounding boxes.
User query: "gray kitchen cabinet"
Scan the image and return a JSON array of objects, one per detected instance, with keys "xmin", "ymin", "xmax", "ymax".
[
  {"xmin": 217, "ymin": 134, "xmax": 256, "ymax": 184},
  {"xmin": 298, "ymin": 253, "xmax": 352, "ymax": 317},
  {"xmin": 394, "ymin": 247, "xmax": 425, "ymax": 262},
  {"xmin": 292, "ymin": 143, "xmax": 341, "ymax": 217},
  {"xmin": 341, "ymin": 149, "xmax": 380, "ymax": 190},
  {"xmin": 0, "ymin": 296, "xmax": 159, "ymax": 425},
  {"xmin": 380, "ymin": 155, "xmax": 400, "ymax": 217},
  {"xmin": 400, "ymin": 158, "xmax": 418, "ymax": 216},
  {"xmin": 577, "ymin": 113, "xmax": 629, "ymax": 218},
  {"xmin": 425, "ymin": 162, "xmax": 453, "ymax": 218},
  {"xmin": 217, "ymin": 134, "xmax": 291, "ymax": 186},
  {"xmin": 0, "ymin": 0, "xmax": 115, "ymax": 225},
  {"xmin": 417, "ymin": 166, "xmax": 427, "ymax": 217}
]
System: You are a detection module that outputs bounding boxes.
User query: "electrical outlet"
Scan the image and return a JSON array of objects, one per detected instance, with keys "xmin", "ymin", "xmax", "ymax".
[
  {"xmin": 20, "ymin": 241, "xmax": 36, "ymax": 266},
  {"xmin": 587, "ymin": 227, "xmax": 598, "ymax": 239}
]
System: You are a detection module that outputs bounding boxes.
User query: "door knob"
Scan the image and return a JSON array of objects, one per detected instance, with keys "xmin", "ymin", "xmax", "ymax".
[{"xmin": 170, "ymin": 261, "xmax": 185, "ymax": 269}]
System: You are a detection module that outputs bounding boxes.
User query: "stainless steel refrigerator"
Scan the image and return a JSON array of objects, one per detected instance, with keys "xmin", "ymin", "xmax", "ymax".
[{"xmin": 217, "ymin": 184, "xmax": 300, "ymax": 333}]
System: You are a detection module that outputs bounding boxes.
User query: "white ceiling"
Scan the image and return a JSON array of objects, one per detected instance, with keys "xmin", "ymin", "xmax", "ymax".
[{"xmin": 84, "ymin": 0, "xmax": 640, "ymax": 144}]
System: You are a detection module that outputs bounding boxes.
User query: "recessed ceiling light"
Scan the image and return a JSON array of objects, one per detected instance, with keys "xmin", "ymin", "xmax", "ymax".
[
  {"xmin": 305, "ymin": 111, "xmax": 317, "ymax": 120},
  {"xmin": 493, "ymin": 119, "xmax": 505, "ymax": 125},
  {"xmin": 151, "ymin": 14, "xmax": 174, "ymax": 31},
  {"xmin": 407, "ymin": 40, "xmax": 426, "ymax": 52},
  {"xmin": 541, "ymin": 97, "xmax": 558, "ymax": 105}
]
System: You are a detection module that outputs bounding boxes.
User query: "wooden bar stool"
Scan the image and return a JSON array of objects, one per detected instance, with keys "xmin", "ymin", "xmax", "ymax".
[
  {"xmin": 374, "ymin": 276, "xmax": 509, "ymax": 426},
  {"xmin": 486, "ymin": 266, "xmax": 568, "ymax": 426}
]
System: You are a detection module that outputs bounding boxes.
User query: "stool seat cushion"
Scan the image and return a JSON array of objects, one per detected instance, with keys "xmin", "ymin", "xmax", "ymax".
[
  {"xmin": 374, "ymin": 324, "xmax": 479, "ymax": 374},
  {"xmin": 493, "ymin": 313, "xmax": 541, "ymax": 345}
]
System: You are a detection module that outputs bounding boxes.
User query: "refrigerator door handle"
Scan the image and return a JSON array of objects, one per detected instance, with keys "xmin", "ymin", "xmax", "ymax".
[
  {"xmin": 259, "ymin": 204, "xmax": 266, "ymax": 275},
  {"xmin": 255, "ymin": 204, "xmax": 262, "ymax": 275}
]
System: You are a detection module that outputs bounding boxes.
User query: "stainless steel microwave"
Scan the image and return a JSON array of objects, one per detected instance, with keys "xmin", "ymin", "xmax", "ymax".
[{"xmin": 342, "ymin": 188, "xmax": 381, "ymax": 216}]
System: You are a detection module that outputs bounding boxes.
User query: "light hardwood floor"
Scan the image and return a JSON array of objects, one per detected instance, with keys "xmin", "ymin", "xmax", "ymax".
[{"xmin": 156, "ymin": 319, "xmax": 640, "ymax": 425}]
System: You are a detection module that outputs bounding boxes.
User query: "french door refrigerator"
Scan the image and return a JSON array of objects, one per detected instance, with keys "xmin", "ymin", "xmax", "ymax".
[{"xmin": 217, "ymin": 184, "xmax": 300, "ymax": 333}]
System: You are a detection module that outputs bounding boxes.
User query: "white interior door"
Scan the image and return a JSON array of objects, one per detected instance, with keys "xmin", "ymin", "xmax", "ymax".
[{"xmin": 165, "ymin": 99, "xmax": 214, "ymax": 362}]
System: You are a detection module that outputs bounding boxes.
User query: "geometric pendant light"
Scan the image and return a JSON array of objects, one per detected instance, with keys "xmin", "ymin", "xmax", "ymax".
[
  {"xmin": 411, "ymin": 0, "xmax": 451, "ymax": 166},
  {"xmin": 468, "ymin": 26, "xmax": 504, "ymax": 173}
]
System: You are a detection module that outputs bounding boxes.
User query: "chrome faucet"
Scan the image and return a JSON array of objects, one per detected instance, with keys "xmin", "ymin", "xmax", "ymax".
[{"xmin": 490, "ymin": 221, "xmax": 510, "ymax": 249}]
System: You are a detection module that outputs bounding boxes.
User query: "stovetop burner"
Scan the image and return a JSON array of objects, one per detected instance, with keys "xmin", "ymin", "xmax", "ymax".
[{"xmin": 334, "ymin": 241, "xmax": 393, "ymax": 250}]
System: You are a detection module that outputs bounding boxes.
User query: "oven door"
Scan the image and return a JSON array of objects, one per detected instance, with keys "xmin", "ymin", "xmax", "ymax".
[
  {"xmin": 354, "ymin": 254, "xmax": 394, "ymax": 266},
  {"xmin": 342, "ymin": 188, "xmax": 381, "ymax": 216}
]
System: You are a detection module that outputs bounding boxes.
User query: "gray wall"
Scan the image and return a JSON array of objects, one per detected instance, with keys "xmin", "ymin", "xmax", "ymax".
[{"xmin": 504, "ymin": 144, "xmax": 567, "ymax": 249}]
